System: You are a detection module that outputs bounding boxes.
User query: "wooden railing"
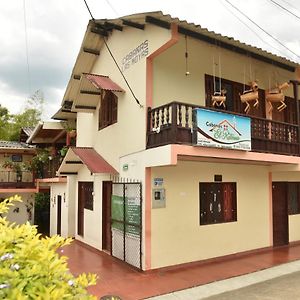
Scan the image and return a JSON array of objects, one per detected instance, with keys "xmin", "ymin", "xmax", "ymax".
[
  {"xmin": 40, "ymin": 156, "xmax": 62, "ymax": 179},
  {"xmin": 147, "ymin": 101, "xmax": 299, "ymax": 156},
  {"xmin": 0, "ymin": 171, "xmax": 35, "ymax": 188}
]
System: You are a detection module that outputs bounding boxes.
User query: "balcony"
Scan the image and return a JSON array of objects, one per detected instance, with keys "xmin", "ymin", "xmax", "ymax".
[
  {"xmin": 147, "ymin": 102, "xmax": 299, "ymax": 156},
  {"xmin": 0, "ymin": 171, "xmax": 35, "ymax": 188},
  {"xmin": 37, "ymin": 156, "xmax": 62, "ymax": 179}
]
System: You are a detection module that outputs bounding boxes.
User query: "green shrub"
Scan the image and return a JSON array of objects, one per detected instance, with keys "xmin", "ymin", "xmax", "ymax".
[{"xmin": 0, "ymin": 195, "xmax": 97, "ymax": 299}]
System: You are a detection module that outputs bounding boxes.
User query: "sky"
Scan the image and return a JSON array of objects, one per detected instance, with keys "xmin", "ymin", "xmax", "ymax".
[{"xmin": 0, "ymin": 0, "xmax": 299, "ymax": 120}]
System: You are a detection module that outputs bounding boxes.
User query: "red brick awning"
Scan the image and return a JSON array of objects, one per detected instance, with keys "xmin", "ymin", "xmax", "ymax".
[
  {"xmin": 84, "ymin": 73, "xmax": 124, "ymax": 92},
  {"xmin": 71, "ymin": 147, "xmax": 118, "ymax": 174}
]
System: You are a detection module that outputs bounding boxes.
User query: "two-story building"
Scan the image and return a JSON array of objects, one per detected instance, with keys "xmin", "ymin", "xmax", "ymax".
[
  {"xmin": 0, "ymin": 140, "xmax": 36, "ymax": 224},
  {"xmin": 52, "ymin": 11, "xmax": 300, "ymax": 271}
]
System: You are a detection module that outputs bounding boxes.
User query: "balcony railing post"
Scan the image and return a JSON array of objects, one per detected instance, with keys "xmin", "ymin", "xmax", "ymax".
[{"xmin": 171, "ymin": 102, "xmax": 178, "ymax": 143}]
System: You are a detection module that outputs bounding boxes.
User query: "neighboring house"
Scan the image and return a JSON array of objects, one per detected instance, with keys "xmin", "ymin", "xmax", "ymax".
[
  {"xmin": 0, "ymin": 122, "xmax": 69, "ymax": 230},
  {"xmin": 27, "ymin": 121, "xmax": 75, "ymax": 237},
  {"xmin": 0, "ymin": 140, "xmax": 36, "ymax": 224},
  {"xmin": 50, "ymin": 11, "xmax": 300, "ymax": 271}
]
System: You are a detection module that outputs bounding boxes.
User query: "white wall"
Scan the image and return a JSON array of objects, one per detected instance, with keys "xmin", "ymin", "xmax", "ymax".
[
  {"xmin": 76, "ymin": 112, "xmax": 94, "ymax": 147},
  {"xmin": 50, "ymin": 182, "xmax": 68, "ymax": 237},
  {"xmin": 1, "ymin": 192, "xmax": 35, "ymax": 225},
  {"xmin": 75, "ymin": 165, "xmax": 110, "ymax": 250}
]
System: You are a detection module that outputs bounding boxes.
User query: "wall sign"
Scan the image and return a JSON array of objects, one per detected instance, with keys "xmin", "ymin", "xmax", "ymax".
[
  {"xmin": 193, "ymin": 108, "xmax": 251, "ymax": 151},
  {"xmin": 121, "ymin": 40, "xmax": 149, "ymax": 71},
  {"xmin": 153, "ymin": 177, "xmax": 163, "ymax": 186}
]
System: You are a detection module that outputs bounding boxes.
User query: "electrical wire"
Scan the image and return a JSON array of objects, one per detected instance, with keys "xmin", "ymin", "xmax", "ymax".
[
  {"xmin": 220, "ymin": 0, "xmax": 295, "ymax": 61},
  {"xmin": 83, "ymin": 0, "xmax": 95, "ymax": 20},
  {"xmin": 268, "ymin": 0, "xmax": 300, "ymax": 20},
  {"xmin": 23, "ymin": 0, "xmax": 31, "ymax": 96},
  {"xmin": 82, "ymin": 0, "xmax": 142, "ymax": 107},
  {"xmin": 104, "ymin": 0, "xmax": 119, "ymax": 17},
  {"xmin": 279, "ymin": 0, "xmax": 300, "ymax": 13},
  {"xmin": 223, "ymin": 0, "xmax": 300, "ymax": 60}
]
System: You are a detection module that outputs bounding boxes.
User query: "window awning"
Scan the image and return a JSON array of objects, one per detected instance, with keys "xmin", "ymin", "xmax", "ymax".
[
  {"xmin": 84, "ymin": 73, "xmax": 125, "ymax": 92},
  {"xmin": 58, "ymin": 147, "xmax": 118, "ymax": 175}
]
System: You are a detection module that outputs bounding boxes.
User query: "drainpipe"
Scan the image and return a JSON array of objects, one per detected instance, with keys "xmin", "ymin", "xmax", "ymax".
[{"xmin": 290, "ymin": 80, "xmax": 300, "ymax": 154}]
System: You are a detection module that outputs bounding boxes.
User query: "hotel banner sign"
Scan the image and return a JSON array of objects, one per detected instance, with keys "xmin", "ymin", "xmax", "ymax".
[{"xmin": 193, "ymin": 108, "xmax": 251, "ymax": 151}]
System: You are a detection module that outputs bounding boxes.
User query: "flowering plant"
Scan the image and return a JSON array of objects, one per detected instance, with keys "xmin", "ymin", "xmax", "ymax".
[{"xmin": 0, "ymin": 196, "xmax": 97, "ymax": 299}]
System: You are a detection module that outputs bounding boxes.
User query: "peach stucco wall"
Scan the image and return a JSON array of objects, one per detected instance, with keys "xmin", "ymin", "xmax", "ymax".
[{"xmin": 150, "ymin": 160, "xmax": 270, "ymax": 269}]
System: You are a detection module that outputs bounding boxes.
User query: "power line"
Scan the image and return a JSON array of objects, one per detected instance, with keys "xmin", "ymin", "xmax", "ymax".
[
  {"xmin": 23, "ymin": 0, "xmax": 31, "ymax": 96},
  {"xmin": 279, "ymin": 0, "xmax": 300, "ymax": 13},
  {"xmin": 82, "ymin": 0, "xmax": 142, "ymax": 107},
  {"xmin": 268, "ymin": 0, "xmax": 300, "ymax": 20},
  {"xmin": 223, "ymin": 0, "xmax": 300, "ymax": 60},
  {"xmin": 83, "ymin": 0, "xmax": 95, "ymax": 20},
  {"xmin": 104, "ymin": 0, "xmax": 119, "ymax": 16},
  {"xmin": 220, "ymin": 0, "xmax": 295, "ymax": 61}
]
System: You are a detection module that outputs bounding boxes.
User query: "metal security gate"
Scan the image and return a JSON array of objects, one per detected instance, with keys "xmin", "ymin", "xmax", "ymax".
[{"xmin": 111, "ymin": 181, "xmax": 142, "ymax": 269}]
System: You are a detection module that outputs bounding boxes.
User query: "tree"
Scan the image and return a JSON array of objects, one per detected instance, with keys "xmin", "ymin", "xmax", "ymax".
[
  {"xmin": 0, "ymin": 105, "xmax": 11, "ymax": 140},
  {"xmin": 7, "ymin": 90, "xmax": 44, "ymax": 141},
  {"xmin": 0, "ymin": 196, "xmax": 97, "ymax": 299}
]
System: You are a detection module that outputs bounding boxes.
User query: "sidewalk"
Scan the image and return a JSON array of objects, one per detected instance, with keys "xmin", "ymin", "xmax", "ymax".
[
  {"xmin": 62, "ymin": 241, "xmax": 300, "ymax": 300},
  {"xmin": 146, "ymin": 260, "xmax": 300, "ymax": 299}
]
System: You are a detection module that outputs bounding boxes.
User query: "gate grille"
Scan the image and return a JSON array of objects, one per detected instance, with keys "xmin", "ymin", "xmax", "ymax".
[{"xmin": 111, "ymin": 180, "xmax": 142, "ymax": 269}]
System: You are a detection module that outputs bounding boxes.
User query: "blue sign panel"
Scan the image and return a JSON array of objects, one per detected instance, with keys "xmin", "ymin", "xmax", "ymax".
[{"xmin": 194, "ymin": 108, "xmax": 251, "ymax": 151}]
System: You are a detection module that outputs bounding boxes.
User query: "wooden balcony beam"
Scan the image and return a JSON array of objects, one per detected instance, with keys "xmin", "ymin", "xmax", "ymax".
[
  {"xmin": 104, "ymin": 21, "xmax": 123, "ymax": 31},
  {"xmin": 83, "ymin": 47, "xmax": 100, "ymax": 55},
  {"xmin": 65, "ymin": 161, "xmax": 83, "ymax": 164},
  {"xmin": 122, "ymin": 19, "xmax": 145, "ymax": 30},
  {"xmin": 80, "ymin": 90, "xmax": 101, "ymax": 96},
  {"xmin": 74, "ymin": 105, "xmax": 96, "ymax": 110},
  {"xmin": 60, "ymin": 172, "xmax": 78, "ymax": 175}
]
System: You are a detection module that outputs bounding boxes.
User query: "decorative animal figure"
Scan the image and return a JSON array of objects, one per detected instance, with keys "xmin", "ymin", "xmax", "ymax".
[
  {"xmin": 212, "ymin": 89, "xmax": 226, "ymax": 108},
  {"xmin": 266, "ymin": 82, "xmax": 290, "ymax": 113},
  {"xmin": 240, "ymin": 81, "xmax": 259, "ymax": 114}
]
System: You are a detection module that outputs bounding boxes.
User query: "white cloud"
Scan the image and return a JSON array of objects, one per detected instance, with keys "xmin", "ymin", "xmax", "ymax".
[{"xmin": 0, "ymin": 0, "xmax": 299, "ymax": 119}]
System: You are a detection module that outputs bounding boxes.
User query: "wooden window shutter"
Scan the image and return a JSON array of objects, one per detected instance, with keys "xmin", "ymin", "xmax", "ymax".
[{"xmin": 205, "ymin": 74, "xmax": 214, "ymax": 107}]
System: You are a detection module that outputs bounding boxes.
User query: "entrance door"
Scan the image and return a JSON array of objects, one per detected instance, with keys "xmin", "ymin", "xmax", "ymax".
[
  {"xmin": 78, "ymin": 182, "xmax": 85, "ymax": 236},
  {"xmin": 57, "ymin": 195, "xmax": 62, "ymax": 235},
  {"xmin": 102, "ymin": 181, "xmax": 112, "ymax": 252},
  {"xmin": 272, "ymin": 182, "xmax": 289, "ymax": 246}
]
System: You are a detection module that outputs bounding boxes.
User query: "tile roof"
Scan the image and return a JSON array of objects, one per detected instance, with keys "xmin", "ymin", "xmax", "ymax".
[
  {"xmin": 72, "ymin": 147, "xmax": 118, "ymax": 174},
  {"xmin": 0, "ymin": 140, "xmax": 35, "ymax": 149},
  {"xmin": 84, "ymin": 73, "xmax": 125, "ymax": 92},
  {"xmin": 21, "ymin": 127, "xmax": 35, "ymax": 137}
]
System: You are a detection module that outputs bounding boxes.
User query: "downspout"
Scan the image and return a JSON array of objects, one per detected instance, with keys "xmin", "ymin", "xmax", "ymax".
[
  {"xmin": 146, "ymin": 23, "xmax": 179, "ymax": 107},
  {"xmin": 144, "ymin": 23, "xmax": 179, "ymax": 270},
  {"xmin": 290, "ymin": 80, "xmax": 299, "ymax": 154}
]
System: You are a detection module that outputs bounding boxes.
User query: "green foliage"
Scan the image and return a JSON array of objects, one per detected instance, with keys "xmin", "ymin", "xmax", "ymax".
[
  {"xmin": 0, "ymin": 90, "xmax": 44, "ymax": 141},
  {"xmin": 31, "ymin": 148, "xmax": 50, "ymax": 178},
  {"xmin": 0, "ymin": 105, "xmax": 10, "ymax": 140},
  {"xmin": 0, "ymin": 196, "xmax": 97, "ymax": 299},
  {"xmin": 34, "ymin": 192, "xmax": 50, "ymax": 211}
]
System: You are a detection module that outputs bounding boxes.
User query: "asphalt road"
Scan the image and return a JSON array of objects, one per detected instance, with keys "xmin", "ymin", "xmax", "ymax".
[{"xmin": 204, "ymin": 271, "xmax": 300, "ymax": 300}]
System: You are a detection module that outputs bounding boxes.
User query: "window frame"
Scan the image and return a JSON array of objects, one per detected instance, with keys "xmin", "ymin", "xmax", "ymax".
[
  {"xmin": 98, "ymin": 91, "xmax": 118, "ymax": 130},
  {"xmin": 288, "ymin": 182, "xmax": 300, "ymax": 215},
  {"xmin": 199, "ymin": 182, "xmax": 237, "ymax": 225}
]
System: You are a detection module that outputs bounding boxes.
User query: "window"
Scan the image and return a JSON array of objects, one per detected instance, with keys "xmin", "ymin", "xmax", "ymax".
[
  {"xmin": 205, "ymin": 74, "xmax": 266, "ymax": 118},
  {"xmin": 288, "ymin": 182, "xmax": 300, "ymax": 215},
  {"xmin": 200, "ymin": 182, "xmax": 237, "ymax": 225},
  {"xmin": 99, "ymin": 91, "xmax": 118, "ymax": 130},
  {"xmin": 79, "ymin": 182, "xmax": 94, "ymax": 211},
  {"xmin": 11, "ymin": 154, "xmax": 22, "ymax": 162}
]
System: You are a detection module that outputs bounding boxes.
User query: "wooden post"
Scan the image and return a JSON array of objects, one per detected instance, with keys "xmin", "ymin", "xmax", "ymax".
[
  {"xmin": 171, "ymin": 103, "xmax": 178, "ymax": 143},
  {"xmin": 290, "ymin": 80, "xmax": 300, "ymax": 154}
]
